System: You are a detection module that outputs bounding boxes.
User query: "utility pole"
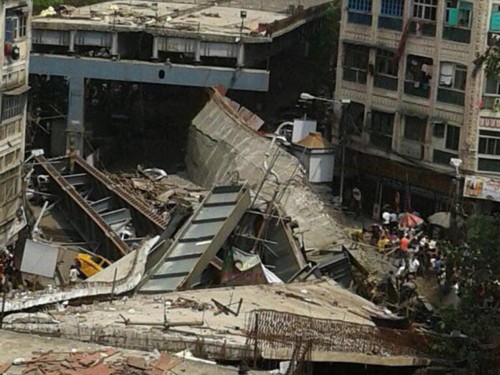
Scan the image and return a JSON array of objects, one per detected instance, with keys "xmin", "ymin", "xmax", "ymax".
[{"xmin": 338, "ymin": 100, "xmax": 351, "ymax": 208}]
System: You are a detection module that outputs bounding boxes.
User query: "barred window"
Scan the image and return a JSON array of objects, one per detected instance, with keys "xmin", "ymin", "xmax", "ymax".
[
  {"xmin": 1, "ymin": 95, "xmax": 24, "ymax": 121},
  {"xmin": 348, "ymin": 0, "xmax": 372, "ymax": 12},
  {"xmin": 381, "ymin": 0, "xmax": 403, "ymax": 17}
]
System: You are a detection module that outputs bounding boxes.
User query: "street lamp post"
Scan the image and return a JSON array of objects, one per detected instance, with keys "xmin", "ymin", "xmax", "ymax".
[{"xmin": 300, "ymin": 93, "xmax": 351, "ymax": 206}]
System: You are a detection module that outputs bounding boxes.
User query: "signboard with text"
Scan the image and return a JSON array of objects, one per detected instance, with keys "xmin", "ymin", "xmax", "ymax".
[{"xmin": 463, "ymin": 176, "xmax": 500, "ymax": 202}]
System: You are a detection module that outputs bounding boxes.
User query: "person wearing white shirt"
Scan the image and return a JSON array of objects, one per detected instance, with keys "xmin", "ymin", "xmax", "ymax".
[{"xmin": 408, "ymin": 257, "xmax": 420, "ymax": 276}]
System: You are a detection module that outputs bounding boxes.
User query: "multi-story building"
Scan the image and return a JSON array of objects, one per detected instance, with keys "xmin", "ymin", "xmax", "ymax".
[
  {"xmin": 0, "ymin": 0, "xmax": 30, "ymax": 245},
  {"xmin": 335, "ymin": 0, "xmax": 500, "ymax": 217}
]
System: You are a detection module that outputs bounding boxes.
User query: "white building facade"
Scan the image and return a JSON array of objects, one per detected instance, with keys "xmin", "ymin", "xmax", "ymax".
[{"xmin": 0, "ymin": 0, "xmax": 30, "ymax": 245}]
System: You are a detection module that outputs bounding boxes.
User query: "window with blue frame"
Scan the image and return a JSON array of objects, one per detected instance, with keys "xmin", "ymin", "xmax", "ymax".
[
  {"xmin": 380, "ymin": 0, "xmax": 403, "ymax": 17},
  {"xmin": 347, "ymin": 0, "xmax": 372, "ymax": 25},
  {"xmin": 348, "ymin": 0, "xmax": 372, "ymax": 13}
]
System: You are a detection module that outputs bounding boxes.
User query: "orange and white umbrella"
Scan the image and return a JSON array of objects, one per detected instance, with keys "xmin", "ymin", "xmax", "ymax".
[{"xmin": 399, "ymin": 212, "xmax": 424, "ymax": 228}]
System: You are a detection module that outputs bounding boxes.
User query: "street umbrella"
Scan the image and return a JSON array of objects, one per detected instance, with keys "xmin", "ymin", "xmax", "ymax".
[
  {"xmin": 427, "ymin": 212, "xmax": 451, "ymax": 229},
  {"xmin": 399, "ymin": 212, "xmax": 424, "ymax": 228}
]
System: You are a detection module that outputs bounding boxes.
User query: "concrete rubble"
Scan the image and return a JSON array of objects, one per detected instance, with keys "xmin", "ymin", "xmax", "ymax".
[
  {"xmin": 0, "ymin": 88, "xmax": 457, "ymax": 374},
  {"xmin": 3, "ymin": 280, "xmax": 439, "ymax": 368},
  {"xmin": 0, "ymin": 330, "xmax": 267, "ymax": 374}
]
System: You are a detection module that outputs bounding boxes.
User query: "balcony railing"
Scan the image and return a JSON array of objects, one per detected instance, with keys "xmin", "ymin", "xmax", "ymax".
[
  {"xmin": 378, "ymin": 15, "xmax": 403, "ymax": 31},
  {"xmin": 404, "ymin": 81, "xmax": 430, "ymax": 99},
  {"xmin": 343, "ymin": 67, "xmax": 367, "ymax": 84},
  {"xmin": 437, "ymin": 88, "xmax": 465, "ymax": 106},
  {"xmin": 374, "ymin": 74, "xmax": 398, "ymax": 91},
  {"xmin": 409, "ymin": 20, "xmax": 436, "ymax": 37},
  {"xmin": 347, "ymin": 11, "xmax": 372, "ymax": 26},
  {"xmin": 442, "ymin": 26, "xmax": 471, "ymax": 43},
  {"xmin": 481, "ymin": 95, "xmax": 500, "ymax": 111}
]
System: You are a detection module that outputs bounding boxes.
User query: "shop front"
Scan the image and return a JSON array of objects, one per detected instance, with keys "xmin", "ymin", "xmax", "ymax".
[{"xmin": 343, "ymin": 151, "xmax": 452, "ymax": 220}]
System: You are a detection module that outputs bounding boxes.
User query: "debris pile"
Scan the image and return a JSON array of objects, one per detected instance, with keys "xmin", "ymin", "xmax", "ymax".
[
  {"xmin": 109, "ymin": 168, "xmax": 206, "ymax": 219},
  {"xmin": 1, "ymin": 349, "xmax": 183, "ymax": 375}
]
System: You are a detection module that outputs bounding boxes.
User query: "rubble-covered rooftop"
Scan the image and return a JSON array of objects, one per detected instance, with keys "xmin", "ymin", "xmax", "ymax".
[{"xmin": 33, "ymin": 0, "xmax": 331, "ymax": 39}]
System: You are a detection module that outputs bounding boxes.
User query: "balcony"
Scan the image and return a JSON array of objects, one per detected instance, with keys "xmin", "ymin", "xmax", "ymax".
[
  {"xmin": 374, "ymin": 74, "xmax": 398, "ymax": 91},
  {"xmin": 409, "ymin": 20, "xmax": 436, "ymax": 37},
  {"xmin": 1, "ymin": 69, "xmax": 26, "ymax": 91},
  {"xmin": 442, "ymin": 26, "xmax": 471, "ymax": 43},
  {"xmin": 437, "ymin": 88, "xmax": 465, "ymax": 106},
  {"xmin": 481, "ymin": 95, "xmax": 500, "ymax": 113},
  {"xmin": 343, "ymin": 67, "xmax": 367, "ymax": 85},
  {"xmin": 378, "ymin": 16, "xmax": 403, "ymax": 31},
  {"xmin": 404, "ymin": 81, "xmax": 430, "ymax": 99},
  {"xmin": 347, "ymin": 11, "xmax": 372, "ymax": 26}
]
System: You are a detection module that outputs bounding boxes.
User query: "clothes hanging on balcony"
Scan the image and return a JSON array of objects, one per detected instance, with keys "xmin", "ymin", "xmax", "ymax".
[
  {"xmin": 419, "ymin": 64, "xmax": 432, "ymax": 89},
  {"xmin": 439, "ymin": 63, "xmax": 454, "ymax": 86}
]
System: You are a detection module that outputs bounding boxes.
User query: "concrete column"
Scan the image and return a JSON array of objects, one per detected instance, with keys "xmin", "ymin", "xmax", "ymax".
[
  {"xmin": 66, "ymin": 75, "xmax": 85, "ymax": 154},
  {"xmin": 68, "ymin": 30, "xmax": 76, "ymax": 54},
  {"xmin": 194, "ymin": 39, "xmax": 201, "ymax": 63},
  {"xmin": 237, "ymin": 43, "xmax": 245, "ymax": 67},
  {"xmin": 111, "ymin": 32, "xmax": 118, "ymax": 57},
  {"xmin": 152, "ymin": 36, "xmax": 159, "ymax": 61}
]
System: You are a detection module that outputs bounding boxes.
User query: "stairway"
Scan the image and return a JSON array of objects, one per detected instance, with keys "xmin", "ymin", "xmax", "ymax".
[{"xmin": 140, "ymin": 184, "xmax": 250, "ymax": 292}]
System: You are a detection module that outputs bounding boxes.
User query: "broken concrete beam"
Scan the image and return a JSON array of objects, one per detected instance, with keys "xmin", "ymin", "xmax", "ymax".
[{"xmin": 186, "ymin": 90, "xmax": 347, "ymax": 250}]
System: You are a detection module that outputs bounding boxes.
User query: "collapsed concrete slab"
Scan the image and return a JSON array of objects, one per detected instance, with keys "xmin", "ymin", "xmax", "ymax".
[
  {"xmin": 186, "ymin": 89, "xmax": 347, "ymax": 250},
  {"xmin": 3, "ymin": 280, "xmax": 443, "ymax": 367},
  {"xmin": 0, "ymin": 237, "xmax": 159, "ymax": 313}
]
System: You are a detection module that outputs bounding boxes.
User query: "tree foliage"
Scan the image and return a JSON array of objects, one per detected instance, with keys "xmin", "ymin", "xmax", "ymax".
[
  {"xmin": 439, "ymin": 214, "xmax": 500, "ymax": 373},
  {"xmin": 485, "ymin": 45, "xmax": 500, "ymax": 79}
]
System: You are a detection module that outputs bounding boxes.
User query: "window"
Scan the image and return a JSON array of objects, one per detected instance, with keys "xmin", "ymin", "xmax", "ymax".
[
  {"xmin": 370, "ymin": 111, "xmax": 394, "ymax": 150},
  {"xmin": 445, "ymin": 1, "xmax": 472, "ymax": 27},
  {"xmin": 404, "ymin": 55, "xmax": 433, "ymax": 98},
  {"xmin": 0, "ymin": 167, "xmax": 20, "ymax": 205},
  {"xmin": 376, "ymin": 50, "xmax": 398, "ymax": 76},
  {"xmin": 348, "ymin": 0, "xmax": 372, "ymax": 12},
  {"xmin": 439, "ymin": 63, "xmax": 467, "ymax": 91},
  {"xmin": 5, "ymin": 9, "xmax": 27, "ymax": 42},
  {"xmin": 343, "ymin": 44, "xmax": 369, "ymax": 84},
  {"xmin": 404, "ymin": 115, "xmax": 426, "ymax": 142},
  {"xmin": 433, "ymin": 122, "xmax": 446, "ymax": 138},
  {"xmin": 345, "ymin": 102, "xmax": 365, "ymax": 136},
  {"xmin": 380, "ymin": 0, "xmax": 403, "ymax": 17},
  {"xmin": 491, "ymin": 4, "xmax": 500, "ymax": 31},
  {"xmin": 374, "ymin": 50, "xmax": 399, "ymax": 90},
  {"xmin": 445, "ymin": 125, "xmax": 460, "ymax": 150},
  {"xmin": 413, "ymin": 0, "xmax": 438, "ymax": 21},
  {"xmin": 485, "ymin": 78, "xmax": 500, "ymax": 95},
  {"xmin": 348, "ymin": 0, "xmax": 372, "ymax": 25},
  {"xmin": 478, "ymin": 129, "xmax": 500, "ymax": 172},
  {"xmin": 478, "ymin": 130, "xmax": 500, "ymax": 156},
  {"xmin": 1, "ymin": 95, "xmax": 24, "ymax": 121}
]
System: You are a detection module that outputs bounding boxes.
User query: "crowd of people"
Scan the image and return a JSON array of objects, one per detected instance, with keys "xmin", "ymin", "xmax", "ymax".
[{"xmin": 365, "ymin": 209, "xmax": 452, "ymax": 303}]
